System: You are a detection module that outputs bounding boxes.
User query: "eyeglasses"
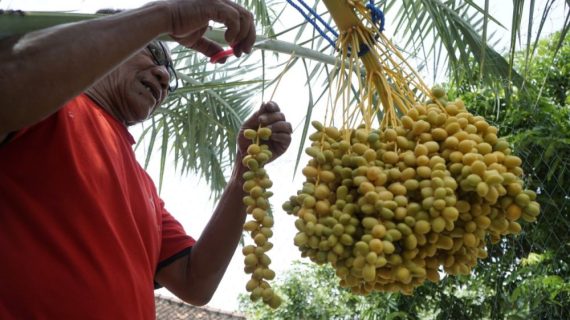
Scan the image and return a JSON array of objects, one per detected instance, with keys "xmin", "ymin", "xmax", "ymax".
[{"xmin": 147, "ymin": 41, "xmax": 178, "ymax": 92}]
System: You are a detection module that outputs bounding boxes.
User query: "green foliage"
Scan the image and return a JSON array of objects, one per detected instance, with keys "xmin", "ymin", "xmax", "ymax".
[
  {"xmin": 240, "ymin": 256, "xmax": 570, "ymax": 319},
  {"xmin": 239, "ymin": 261, "xmax": 407, "ymax": 320},
  {"xmin": 391, "ymin": 0, "xmax": 523, "ymax": 88},
  {"xmin": 518, "ymin": 30, "xmax": 570, "ymax": 107},
  {"xmin": 239, "ymin": 261, "xmax": 507, "ymax": 319},
  {"xmin": 509, "ymin": 252, "xmax": 570, "ymax": 319}
]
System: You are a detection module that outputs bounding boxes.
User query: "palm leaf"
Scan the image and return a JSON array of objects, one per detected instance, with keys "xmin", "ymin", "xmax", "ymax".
[
  {"xmin": 393, "ymin": 0, "xmax": 524, "ymax": 88},
  {"xmin": 138, "ymin": 47, "xmax": 259, "ymax": 197}
]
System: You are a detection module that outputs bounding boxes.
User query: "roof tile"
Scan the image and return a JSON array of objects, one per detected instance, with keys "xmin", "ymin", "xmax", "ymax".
[{"xmin": 155, "ymin": 294, "xmax": 246, "ymax": 320}]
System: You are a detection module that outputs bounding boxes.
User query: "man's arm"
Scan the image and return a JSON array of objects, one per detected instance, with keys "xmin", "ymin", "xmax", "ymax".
[
  {"xmin": 0, "ymin": 0, "xmax": 255, "ymax": 139},
  {"xmin": 0, "ymin": 3, "xmax": 169, "ymax": 138},
  {"xmin": 155, "ymin": 102, "xmax": 292, "ymax": 306},
  {"xmin": 155, "ymin": 165, "xmax": 248, "ymax": 306}
]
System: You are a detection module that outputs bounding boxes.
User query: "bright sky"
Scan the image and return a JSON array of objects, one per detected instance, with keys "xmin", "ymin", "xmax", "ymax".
[{"xmin": 2, "ymin": 0, "xmax": 567, "ymax": 313}]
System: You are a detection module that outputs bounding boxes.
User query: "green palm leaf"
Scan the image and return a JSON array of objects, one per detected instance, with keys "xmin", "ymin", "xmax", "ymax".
[{"xmin": 144, "ymin": 51, "xmax": 260, "ymax": 197}]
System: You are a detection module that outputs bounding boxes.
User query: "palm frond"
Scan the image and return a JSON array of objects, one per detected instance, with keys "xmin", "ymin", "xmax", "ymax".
[
  {"xmin": 140, "ymin": 51, "xmax": 257, "ymax": 197},
  {"xmin": 393, "ymin": 0, "xmax": 523, "ymax": 88}
]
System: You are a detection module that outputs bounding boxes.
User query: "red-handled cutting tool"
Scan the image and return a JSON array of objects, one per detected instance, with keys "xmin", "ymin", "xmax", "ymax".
[
  {"xmin": 210, "ymin": 48, "xmax": 235, "ymax": 63},
  {"xmin": 209, "ymin": 38, "xmax": 271, "ymax": 64}
]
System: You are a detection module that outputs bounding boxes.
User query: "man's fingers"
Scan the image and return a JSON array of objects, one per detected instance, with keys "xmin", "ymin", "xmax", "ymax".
[
  {"xmin": 211, "ymin": 5, "xmax": 241, "ymax": 45},
  {"xmin": 241, "ymin": 101, "xmax": 279, "ymax": 127},
  {"xmin": 269, "ymin": 132, "xmax": 292, "ymax": 144},
  {"xmin": 259, "ymin": 112, "xmax": 286, "ymax": 127},
  {"xmin": 260, "ymin": 101, "xmax": 280, "ymax": 113},
  {"xmin": 266, "ymin": 120, "xmax": 292, "ymax": 134},
  {"xmin": 231, "ymin": 10, "xmax": 255, "ymax": 56},
  {"xmin": 237, "ymin": 99, "xmax": 291, "ymax": 161},
  {"xmin": 169, "ymin": 0, "xmax": 255, "ymax": 56}
]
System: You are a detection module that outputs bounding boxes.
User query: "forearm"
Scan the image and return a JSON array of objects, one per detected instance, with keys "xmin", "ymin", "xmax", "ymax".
[
  {"xmin": 185, "ymin": 158, "xmax": 248, "ymax": 303},
  {"xmin": 0, "ymin": 2, "xmax": 170, "ymax": 136}
]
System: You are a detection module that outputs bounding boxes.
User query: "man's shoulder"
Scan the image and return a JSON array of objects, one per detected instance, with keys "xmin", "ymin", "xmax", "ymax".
[
  {"xmin": 0, "ymin": 95, "xmax": 94, "ymax": 146},
  {"xmin": 62, "ymin": 94, "xmax": 101, "ymax": 114},
  {"xmin": 61, "ymin": 94, "xmax": 125, "ymax": 132}
]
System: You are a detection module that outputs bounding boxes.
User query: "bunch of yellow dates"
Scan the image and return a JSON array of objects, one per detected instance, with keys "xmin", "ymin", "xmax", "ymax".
[
  {"xmin": 282, "ymin": 91, "xmax": 540, "ymax": 295},
  {"xmin": 241, "ymin": 127, "xmax": 281, "ymax": 308}
]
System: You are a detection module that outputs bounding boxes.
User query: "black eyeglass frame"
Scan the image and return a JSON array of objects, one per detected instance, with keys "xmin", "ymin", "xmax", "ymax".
[{"xmin": 146, "ymin": 41, "xmax": 179, "ymax": 92}]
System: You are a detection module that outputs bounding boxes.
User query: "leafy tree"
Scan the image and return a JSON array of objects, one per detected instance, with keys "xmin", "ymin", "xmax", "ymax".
[{"xmin": 239, "ymin": 261, "xmax": 408, "ymax": 320}]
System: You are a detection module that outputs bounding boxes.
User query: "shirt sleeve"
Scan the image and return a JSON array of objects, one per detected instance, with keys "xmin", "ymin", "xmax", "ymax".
[{"xmin": 156, "ymin": 199, "xmax": 196, "ymax": 272}]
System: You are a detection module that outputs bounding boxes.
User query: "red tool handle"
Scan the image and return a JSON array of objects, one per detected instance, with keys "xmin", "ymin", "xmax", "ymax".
[{"xmin": 210, "ymin": 48, "xmax": 234, "ymax": 63}]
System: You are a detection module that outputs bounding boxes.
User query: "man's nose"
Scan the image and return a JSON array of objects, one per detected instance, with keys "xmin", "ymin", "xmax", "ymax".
[{"xmin": 151, "ymin": 65, "xmax": 170, "ymax": 91}]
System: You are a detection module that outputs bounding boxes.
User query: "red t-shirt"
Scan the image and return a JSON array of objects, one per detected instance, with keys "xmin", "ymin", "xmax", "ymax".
[{"xmin": 0, "ymin": 94, "xmax": 196, "ymax": 319}]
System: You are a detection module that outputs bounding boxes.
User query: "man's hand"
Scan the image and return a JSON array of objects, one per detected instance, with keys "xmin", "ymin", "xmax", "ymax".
[
  {"xmin": 165, "ymin": 0, "xmax": 256, "ymax": 61},
  {"xmin": 238, "ymin": 101, "xmax": 292, "ymax": 164}
]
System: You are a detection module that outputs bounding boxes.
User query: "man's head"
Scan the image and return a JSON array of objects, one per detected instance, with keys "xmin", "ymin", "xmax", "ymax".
[{"xmin": 86, "ymin": 40, "xmax": 178, "ymax": 126}]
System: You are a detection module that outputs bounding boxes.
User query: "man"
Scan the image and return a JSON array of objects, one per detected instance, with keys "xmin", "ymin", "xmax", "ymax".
[{"xmin": 0, "ymin": 0, "xmax": 292, "ymax": 318}]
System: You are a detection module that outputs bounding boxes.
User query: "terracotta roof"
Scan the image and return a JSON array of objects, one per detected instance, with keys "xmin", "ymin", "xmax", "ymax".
[{"xmin": 155, "ymin": 294, "xmax": 246, "ymax": 320}]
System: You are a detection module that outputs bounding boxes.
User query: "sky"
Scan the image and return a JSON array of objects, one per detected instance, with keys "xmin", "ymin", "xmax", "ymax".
[{"xmin": 2, "ymin": 0, "xmax": 568, "ymax": 313}]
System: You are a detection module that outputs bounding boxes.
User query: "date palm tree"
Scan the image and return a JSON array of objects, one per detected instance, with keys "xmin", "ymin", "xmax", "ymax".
[{"xmin": 1, "ymin": 0, "xmax": 568, "ymax": 197}]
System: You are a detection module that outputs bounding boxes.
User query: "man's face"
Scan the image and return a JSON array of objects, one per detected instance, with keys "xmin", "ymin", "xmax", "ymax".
[{"xmin": 101, "ymin": 42, "xmax": 176, "ymax": 125}]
